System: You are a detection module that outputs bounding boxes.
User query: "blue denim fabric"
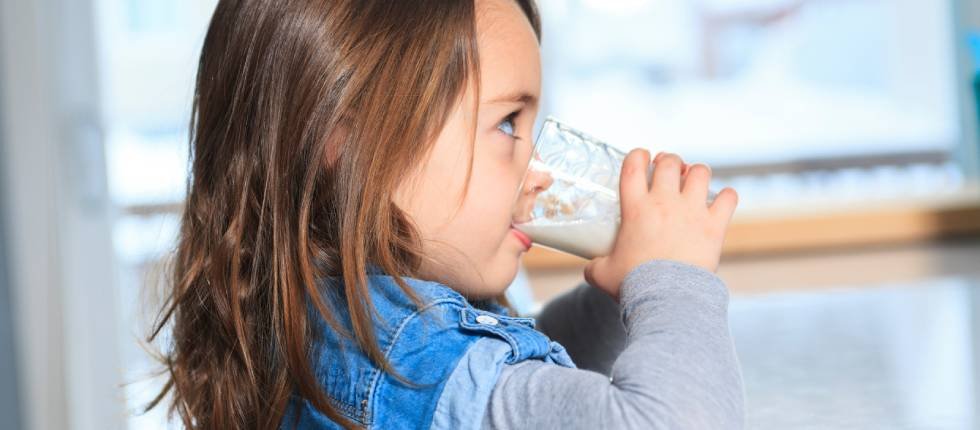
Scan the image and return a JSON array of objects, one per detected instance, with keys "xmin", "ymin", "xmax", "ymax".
[{"xmin": 280, "ymin": 271, "xmax": 575, "ymax": 429}]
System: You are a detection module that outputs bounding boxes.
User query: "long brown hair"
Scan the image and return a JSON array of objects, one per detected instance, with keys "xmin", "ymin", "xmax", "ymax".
[{"xmin": 146, "ymin": 0, "xmax": 541, "ymax": 428}]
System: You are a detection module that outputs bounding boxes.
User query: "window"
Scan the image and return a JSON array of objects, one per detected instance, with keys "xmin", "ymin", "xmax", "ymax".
[
  {"xmin": 536, "ymin": 0, "xmax": 978, "ymax": 211},
  {"xmin": 94, "ymin": 0, "xmax": 216, "ymax": 428}
]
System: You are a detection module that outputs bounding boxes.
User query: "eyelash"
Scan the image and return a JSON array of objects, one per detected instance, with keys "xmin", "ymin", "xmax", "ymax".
[{"xmin": 496, "ymin": 110, "xmax": 520, "ymax": 140}]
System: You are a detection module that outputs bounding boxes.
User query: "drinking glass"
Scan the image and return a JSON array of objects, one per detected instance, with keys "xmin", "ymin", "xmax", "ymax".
[{"xmin": 512, "ymin": 116, "xmax": 718, "ymax": 259}]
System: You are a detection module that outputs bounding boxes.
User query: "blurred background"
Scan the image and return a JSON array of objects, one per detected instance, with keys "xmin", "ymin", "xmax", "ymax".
[{"xmin": 1, "ymin": 0, "xmax": 979, "ymax": 429}]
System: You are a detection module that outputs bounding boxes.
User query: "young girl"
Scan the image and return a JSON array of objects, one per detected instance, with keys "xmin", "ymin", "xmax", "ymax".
[{"xmin": 148, "ymin": 0, "xmax": 743, "ymax": 428}]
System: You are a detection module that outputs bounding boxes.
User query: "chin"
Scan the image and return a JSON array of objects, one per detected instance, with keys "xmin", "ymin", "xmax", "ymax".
[
  {"xmin": 456, "ymin": 252, "xmax": 521, "ymax": 299},
  {"xmin": 471, "ymin": 269, "xmax": 517, "ymax": 300},
  {"xmin": 500, "ymin": 254, "xmax": 523, "ymax": 283}
]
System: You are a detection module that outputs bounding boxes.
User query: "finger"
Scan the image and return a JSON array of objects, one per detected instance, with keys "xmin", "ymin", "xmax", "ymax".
[
  {"xmin": 651, "ymin": 153, "xmax": 683, "ymax": 194},
  {"xmin": 682, "ymin": 163, "xmax": 711, "ymax": 203},
  {"xmin": 584, "ymin": 256, "xmax": 617, "ymax": 299},
  {"xmin": 621, "ymin": 149, "xmax": 651, "ymax": 219},
  {"xmin": 708, "ymin": 187, "xmax": 739, "ymax": 222},
  {"xmin": 678, "ymin": 162, "xmax": 690, "ymax": 188}
]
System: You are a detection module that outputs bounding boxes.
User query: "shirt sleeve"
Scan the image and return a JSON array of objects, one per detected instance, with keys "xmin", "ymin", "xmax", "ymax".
[
  {"xmin": 533, "ymin": 280, "xmax": 627, "ymax": 376},
  {"xmin": 480, "ymin": 259, "xmax": 746, "ymax": 429}
]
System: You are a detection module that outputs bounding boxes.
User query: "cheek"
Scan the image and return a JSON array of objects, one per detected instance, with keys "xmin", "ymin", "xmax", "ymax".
[
  {"xmin": 456, "ymin": 186, "xmax": 510, "ymax": 244},
  {"xmin": 482, "ymin": 141, "xmax": 527, "ymax": 197},
  {"xmin": 472, "ymin": 154, "xmax": 524, "ymax": 224},
  {"xmin": 435, "ymin": 168, "xmax": 513, "ymax": 257},
  {"xmin": 408, "ymin": 156, "xmax": 473, "ymax": 233},
  {"xmin": 420, "ymin": 134, "xmax": 527, "ymax": 260},
  {"xmin": 416, "ymin": 164, "xmax": 508, "ymax": 249}
]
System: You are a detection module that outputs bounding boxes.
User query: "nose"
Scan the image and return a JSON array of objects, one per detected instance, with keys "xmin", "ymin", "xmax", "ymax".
[
  {"xmin": 512, "ymin": 167, "xmax": 554, "ymax": 224},
  {"xmin": 525, "ymin": 168, "xmax": 554, "ymax": 193}
]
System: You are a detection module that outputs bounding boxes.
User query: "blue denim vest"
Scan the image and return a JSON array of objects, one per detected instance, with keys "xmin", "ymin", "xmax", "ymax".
[{"xmin": 281, "ymin": 269, "xmax": 576, "ymax": 429}]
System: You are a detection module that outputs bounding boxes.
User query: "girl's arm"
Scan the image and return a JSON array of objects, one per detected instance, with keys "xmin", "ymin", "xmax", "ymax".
[
  {"xmin": 533, "ymin": 279, "xmax": 627, "ymax": 377},
  {"xmin": 481, "ymin": 259, "xmax": 745, "ymax": 429}
]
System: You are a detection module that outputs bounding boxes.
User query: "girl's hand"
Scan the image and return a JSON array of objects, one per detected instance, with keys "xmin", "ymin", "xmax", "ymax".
[{"xmin": 583, "ymin": 150, "xmax": 738, "ymax": 301}]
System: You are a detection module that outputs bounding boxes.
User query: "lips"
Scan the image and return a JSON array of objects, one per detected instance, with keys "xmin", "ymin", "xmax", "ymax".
[{"xmin": 510, "ymin": 226, "xmax": 533, "ymax": 250}]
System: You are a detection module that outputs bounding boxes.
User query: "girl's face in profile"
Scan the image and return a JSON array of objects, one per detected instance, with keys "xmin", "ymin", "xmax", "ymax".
[{"xmin": 394, "ymin": 0, "xmax": 549, "ymax": 298}]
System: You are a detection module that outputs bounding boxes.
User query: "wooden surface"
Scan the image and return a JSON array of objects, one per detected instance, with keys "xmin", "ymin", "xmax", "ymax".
[{"xmin": 525, "ymin": 234, "xmax": 980, "ymax": 304}]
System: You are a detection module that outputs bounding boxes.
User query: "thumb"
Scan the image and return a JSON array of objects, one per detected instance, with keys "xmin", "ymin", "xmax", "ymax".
[
  {"xmin": 585, "ymin": 257, "xmax": 620, "ymax": 302},
  {"xmin": 584, "ymin": 256, "xmax": 612, "ymax": 293}
]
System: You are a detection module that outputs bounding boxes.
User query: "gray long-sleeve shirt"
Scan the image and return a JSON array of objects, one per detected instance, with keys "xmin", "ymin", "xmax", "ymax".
[{"xmin": 480, "ymin": 259, "xmax": 746, "ymax": 429}]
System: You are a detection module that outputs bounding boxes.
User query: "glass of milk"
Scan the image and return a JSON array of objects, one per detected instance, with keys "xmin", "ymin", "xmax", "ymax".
[{"xmin": 512, "ymin": 116, "xmax": 718, "ymax": 260}]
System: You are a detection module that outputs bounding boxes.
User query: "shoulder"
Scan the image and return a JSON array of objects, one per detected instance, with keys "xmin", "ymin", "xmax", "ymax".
[
  {"xmin": 299, "ymin": 274, "xmax": 573, "ymax": 429},
  {"xmin": 378, "ymin": 291, "xmax": 576, "ymax": 430},
  {"xmin": 427, "ymin": 304, "xmax": 576, "ymax": 430},
  {"xmin": 364, "ymin": 275, "xmax": 574, "ymax": 370}
]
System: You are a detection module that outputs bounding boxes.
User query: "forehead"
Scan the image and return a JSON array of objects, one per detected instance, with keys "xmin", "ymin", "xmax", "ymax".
[{"xmin": 474, "ymin": 0, "xmax": 541, "ymax": 105}]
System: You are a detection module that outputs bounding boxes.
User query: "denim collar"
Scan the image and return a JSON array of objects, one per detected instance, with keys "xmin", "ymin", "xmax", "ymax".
[{"xmin": 321, "ymin": 262, "xmax": 509, "ymax": 315}]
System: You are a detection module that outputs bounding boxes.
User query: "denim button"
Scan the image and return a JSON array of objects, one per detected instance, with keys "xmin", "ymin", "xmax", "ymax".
[{"xmin": 475, "ymin": 315, "xmax": 499, "ymax": 326}]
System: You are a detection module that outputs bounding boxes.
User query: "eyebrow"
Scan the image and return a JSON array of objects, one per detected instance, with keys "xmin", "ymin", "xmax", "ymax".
[{"xmin": 483, "ymin": 90, "xmax": 538, "ymax": 106}]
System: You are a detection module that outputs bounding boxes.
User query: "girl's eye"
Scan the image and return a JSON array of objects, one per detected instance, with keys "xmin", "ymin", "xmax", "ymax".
[{"xmin": 497, "ymin": 112, "xmax": 519, "ymax": 138}]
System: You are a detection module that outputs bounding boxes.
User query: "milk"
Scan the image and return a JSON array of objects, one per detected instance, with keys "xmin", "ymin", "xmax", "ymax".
[{"xmin": 515, "ymin": 219, "xmax": 620, "ymax": 260}]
